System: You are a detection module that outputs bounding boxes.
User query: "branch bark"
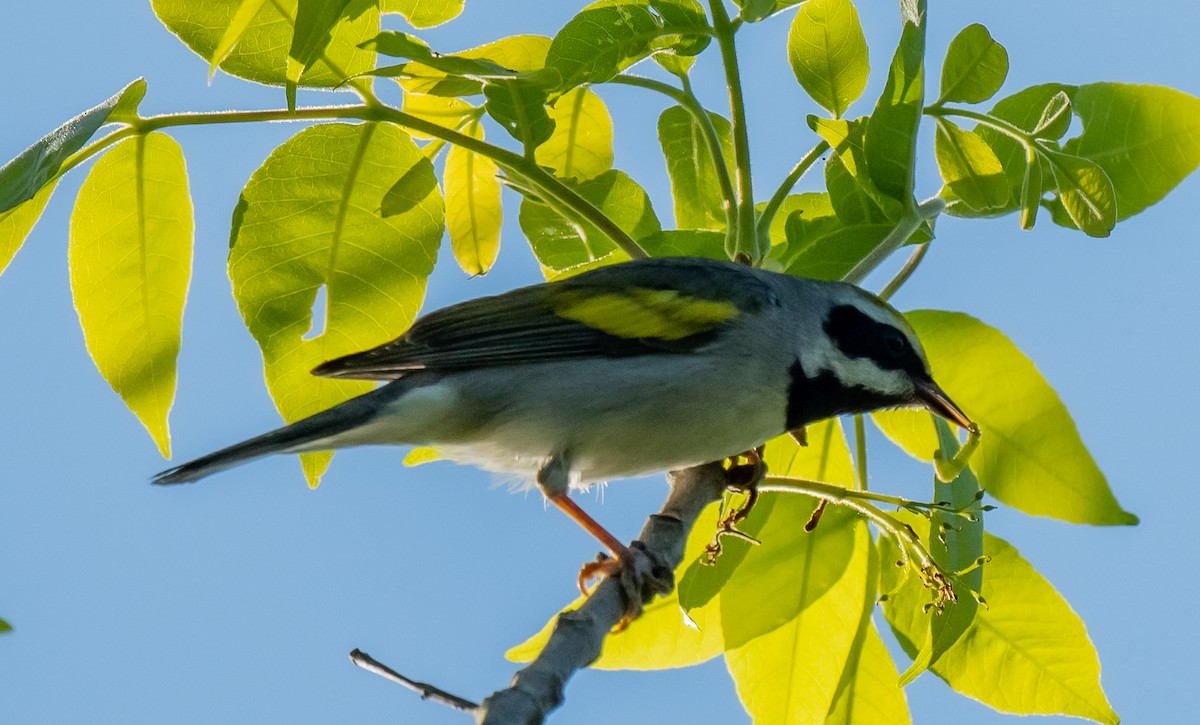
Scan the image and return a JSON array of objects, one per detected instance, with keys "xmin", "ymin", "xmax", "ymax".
[{"xmin": 473, "ymin": 463, "xmax": 728, "ymax": 724}]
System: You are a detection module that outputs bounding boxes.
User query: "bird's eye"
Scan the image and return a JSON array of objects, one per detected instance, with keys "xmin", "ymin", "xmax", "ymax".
[{"xmin": 882, "ymin": 330, "xmax": 906, "ymax": 356}]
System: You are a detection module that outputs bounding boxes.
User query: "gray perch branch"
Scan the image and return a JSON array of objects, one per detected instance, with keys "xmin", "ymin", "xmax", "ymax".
[{"xmin": 350, "ymin": 463, "xmax": 727, "ymax": 724}]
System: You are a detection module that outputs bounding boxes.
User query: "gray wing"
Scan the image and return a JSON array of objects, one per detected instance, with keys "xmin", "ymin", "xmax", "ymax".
[{"xmin": 312, "ymin": 257, "xmax": 773, "ymax": 380}]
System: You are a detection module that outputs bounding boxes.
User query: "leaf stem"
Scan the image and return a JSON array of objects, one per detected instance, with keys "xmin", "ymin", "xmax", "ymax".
[
  {"xmin": 758, "ymin": 476, "xmax": 942, "ymax": 575},
  {"xmin": 925, "ymin": 105, "xmax": 1033, "ymax": 145},
  {"xmin": 853, "ymin": 415, "xmax": 868, "ymax": 491},
  {"xmin": 842, "ymin": 196, "xmax": 944, "ymax": 285},
  {"xmin": 609, "ymin": 73, "xmax": 737, "ymax": 235},
  {"xmin": 63, "ymin": 103, "xmax": 647, "ymax": 261},
  {"xmin": 878, "ymin": 241, "xmax": 929, "ymax": 301},
  {"xmin": 709, "ymin": 0, "xmax": 759, "ymax": 262},
  {"xmin": 755, "ymin": 140, "xmax": 830, "ymax": 243}
]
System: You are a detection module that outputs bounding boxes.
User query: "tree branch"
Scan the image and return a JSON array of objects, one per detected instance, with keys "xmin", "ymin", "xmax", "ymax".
[{"xmin": 473, "ymin": 463, "xmax": 727, "ymax": 724}]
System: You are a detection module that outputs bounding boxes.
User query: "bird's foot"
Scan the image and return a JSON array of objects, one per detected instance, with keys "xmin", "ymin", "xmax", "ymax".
[
  {"xmin": 577, "ymin": 541, "xmax": 674, "ymax": 630},
  {"xmin": 702, "ymin": 448, "xmax": 768, "ymax": 565}
]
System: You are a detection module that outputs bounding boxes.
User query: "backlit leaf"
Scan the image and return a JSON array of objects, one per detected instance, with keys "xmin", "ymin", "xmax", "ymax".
[
  {"xmin": 0, "ymin": 79, "xmax": 144, "ymax": 215},
  {"xmin": 537, "ymin": 88, "xmax": 614, "ymax": 181},
  {"xmin": 0, "ymin": 182, "xmax": 56, "ymax": 279},
  {"xmin": 873, "ymin": 310, "xmax": 1136, "ymax": 525},
  {"xmin": 151, "ymin": 0, "xmax": 377, "ymax": 88},
  {"xmin": 658, "ymin": 105, "xmax": 734, "ymax": 231},
  {"xmin": 889, "ymin": 532, "xmax": 1119, "ymax": 724},
  {"xmin": 287, "ymin": 0, "xmax": 355, "ymax": 109},
  {"xmin": 826, "ymin": 620, "xmax": 911, "ymax": 724},
  {"xmin": 786, "ymin": 0, "xmax": 869, "ymax": 118},
  {"xmin": 381, "ymin": 0, "xmax": 463, "ymax": 28},
  {"xmin": 1064, "ymin": 82, "xmax": 1200, "ymax": 221},
  {"xmin": 229, "ymin": 123, "xmax": 442, "ymax": 485},
  {"xmin": 518, "ymin": 169, "xmax": 659, "ymax": 272},
  {"xmin": 975, "ymin": 83, "xmax": 1072, "ymax": 211},
  {"xmin": 483, "ymin": 77, "xmax": 555, "ymax": 149},
  {"xmin": 937, "ymin": 23, "xmax": 1007, "ymax": 105},
  {"xmin": 726, "ymin": 516, "xmax": 870, "ymax": 723},
  {"xmin": 69, "ymin": 133, "xmax": 193, "ymax": 457},
  {"xmin": 933, "ymin": 118, "xmax": 1008, "ymax": 212},
  {"xmin": 396, "ymin": 34, "xmax": 552, "ymax": 97},
  {"xmin": 444, "ymin": 123, "xmax": 502, "ymax": 275},
  {"xmin": 1040, "ymin": 148, "xmax": 1116, "ymax": 237},
  {"xmin": 865, "ymin": 16, "xmax": 924, "ymax": 203}
]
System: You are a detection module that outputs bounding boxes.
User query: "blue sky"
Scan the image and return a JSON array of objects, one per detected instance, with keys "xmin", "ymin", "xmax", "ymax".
[{"xmin": 1, "ymin": 1, "xmax": 1197, "ymax": 723}]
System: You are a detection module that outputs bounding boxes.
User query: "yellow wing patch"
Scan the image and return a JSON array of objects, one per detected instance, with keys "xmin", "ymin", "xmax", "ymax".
[{"xmin": 551, "ymin": 287, "xmax": 739, "ymax": 340}]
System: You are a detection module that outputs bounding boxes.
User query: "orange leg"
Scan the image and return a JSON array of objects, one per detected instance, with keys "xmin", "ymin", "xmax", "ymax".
[{"xmin": 548, "ymin": 493, "xmax": 627, "ymax": 557}]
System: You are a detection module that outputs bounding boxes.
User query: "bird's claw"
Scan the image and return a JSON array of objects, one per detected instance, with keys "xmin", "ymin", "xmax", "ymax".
[
  {"xmin": 703, "ymin": 448, "xmax": 768, "ymax": 564},
  {"xmin": 576, "ymin": 541, "xmax": 674, "ymax": 630}
]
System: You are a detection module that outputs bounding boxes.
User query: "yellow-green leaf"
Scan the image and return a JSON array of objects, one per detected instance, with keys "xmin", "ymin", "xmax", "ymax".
[
  {"xmin": 381, "ymin": 0, "xmax": 464, "ymax": 28},
  {"xmin": 229, "ymin": 123, "xmax": 442, "ymax": 486},
  {"xmin": 726, "ymin": 516, "xmax": 871, "ymax": 724},
  {"xmin": 207, "ymin": 0, "xmax": 269, "ymax": 80},
  {"xmin": 152, "ymin": 0, "xmax": 377, "ymax": 88},
  {"xmin": 786, "ymin": 0, "xmax": 870, "ymax": 118},
  {"xmin": 1041, "ymin": 149, "xmax": 1117, "ymax": 238},
  {"xmin": 518, "ymin": 169, "xmax": 659, "ymax": 273},
  {"xmin": 937, "ymin": 23, "xmax": 1008, "ymax": 105},
  {"xmin": 0, "ymin": 181, "xmax": 56, "ymax": 279},
  {"xmin": 677, "ymin": 420, "xmax": 853, "ymax": 612},
  {"xmin": 399, "ymin": 93, "xmax": 477, "ymax": 140},
  {"xmin": 536, "ymin": 88, "xmax": 614, "ymax": 181},
  {"xmin": 933, "ymin": 118, "xmax": 1008, "ymax": 212},
  {"xmin": 889, "ymin": 532, "xmax": 1119, "ymax": 724},
  {"xmin": 873, "ymin": 310, "xmax": 1136, "ymax": 525},
  {"xmin": 507, "ymin": 502, "xmax": 725, "ymax": 670},
  {"xmin": 69, "ymin": 133, "xmax": 194, "ymax": 457},
  {"xmin": 398, "ymin": 34, "xmax": 551, "ymax": 97},
  {"xmin": 445, "ymin": 123, "xmax": 501, "ymax": 275},
  {"xmin": 658, "ymin": 105, "xmax": 735, "ymax": 232},
  {"xmin": 826, "ymin": 620, "xmax": 911, "ymax": 724}
]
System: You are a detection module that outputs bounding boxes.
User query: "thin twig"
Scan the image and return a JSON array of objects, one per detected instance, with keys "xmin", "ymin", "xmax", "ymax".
[
  {"xmin": 842, "ymin": 196, "xmax": 945, "ymax": 285},
  {"xmin": 878, "ymin": 241, "xmax": 930, "ymax": 301},
  {"xmin": 349, "ymin": 648, "xmax": 479, "ymax": 713}
]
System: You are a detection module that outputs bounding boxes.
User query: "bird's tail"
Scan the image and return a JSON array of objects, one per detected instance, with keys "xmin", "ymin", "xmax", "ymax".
[{"xmin": 152, "ymin": 382, "xmax": 408, "ymax": 485}]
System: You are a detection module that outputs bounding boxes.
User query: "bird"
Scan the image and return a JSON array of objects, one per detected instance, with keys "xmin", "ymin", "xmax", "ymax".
[{"xmin": 154, "ymin": 256, "xmax": 972, "ymax": 562}]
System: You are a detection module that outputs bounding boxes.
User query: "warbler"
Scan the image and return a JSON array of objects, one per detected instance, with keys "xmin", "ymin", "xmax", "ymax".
[{"xmin": 154, "ymin": 257, "xmax": 972, "ymax": 554}]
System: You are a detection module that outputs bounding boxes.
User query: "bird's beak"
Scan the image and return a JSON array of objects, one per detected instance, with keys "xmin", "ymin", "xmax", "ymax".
[{"xmin": 914, "ymin": 379, "xmax": 974, "ymax": 430}]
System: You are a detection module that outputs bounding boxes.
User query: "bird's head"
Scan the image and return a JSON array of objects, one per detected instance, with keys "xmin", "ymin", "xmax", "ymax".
[{"xmin": 785, "ymin": 281, "xmax": 973, "ymax": 431}]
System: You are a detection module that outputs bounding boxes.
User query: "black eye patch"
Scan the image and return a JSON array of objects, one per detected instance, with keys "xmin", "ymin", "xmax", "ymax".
[{"xmin": 823, "ymin": 304, "xmax": 927, "ymax": 378}]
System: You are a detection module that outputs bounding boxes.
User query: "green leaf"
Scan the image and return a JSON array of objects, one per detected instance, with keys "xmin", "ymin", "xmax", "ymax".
[
  {"xmin": 68, "ymin": 133, "xmax": 193, "ymax": 457},
  {"xmin": 975, "ymin": 83, "xmax": 1073, "ymax": 211},
  {"xmin": 151, "ymin": 0, "xmax": 377, "ymax": 88},
  {"xmin": 933, "ymin": 118, "xmax": 1008, "ymax": 212},
  {"xmin": 889, "ymin": 532, "xmax": 1119, "ymax": 724},
  {"xmin": 444, "ymin": 123, "xmax": 502, "ymax": 275},
  {"xmin": 865, "ymin": 15, "xmax": 925, "ymax": 203},
  {"xmin": 545, "ymin": 0, "xmax": 709, "ymax": 92},
  {"xmin": 207, "ymin": 0, "xmax": 269, "ymax": 80},
  {"xmin": 287, "ymin": 0, "xmax": 355, "ymax": 109},
  {"xmin": 726, "ymin": 516, "xmax": 871, "ymax": 723},
  {"xmin": 808, "ymin": 116, "xmax": 902, "ymax": 224},
  {"xmin": 0, "ymin": 618, "xmax": 10, "ymax": 633},
  {"xmin": 1040, "ymin": 148, "xmax": 1116, "ymax": 237},
  {"xmin": 229, "ymin": 123, "xmax": 442, "ymax": 485},
  {"xmin": 1032, "ymin": 90, "xmax": 1072, "ymax": 140},
  {"xmin": 737, "ymin": 0, "xmax": 801, "ymax": 22},
  {"xmin": 0, "ymin": 79, "xmax": 144, "ymax": 215},
  {"xmin": 785, "ymin": 223, "xmax": 890, "ymax": 281},
  {"xmin": 786, "ymin": 0, "xmax": 869, "ymax": 118},
  {"xmin": 536, "ymin": 88, "xmax": 614, "ymax": 181},
  {"xmin": 506, "ymin": 502, "xmax": 725, "ymax": 671},
  {"xmin": 1019, "ymin": 145, "xmax": 1042, "ymax": 230},
  {"xmin": 937, "ymin": 23, "xmax": 1008, "ymax": 105},
  {"xmin": 826, "ymin": 620, "xmax": 911, "ymax": 724},
  {"xmin": 658, "ymin": 106, "xmax": 734, "ymax": 231},
  {"xmin": 395, "ymin": 34, "xmax": 552, "ymax": 97},
  {"xmin": 894, "ymin": 423, "xmax": 984, "ymax": 685},
  {"xmin": 518, "ymin": 169, "xmax": 659, "ymax": 272},
  {"xmin": 361, "ymin": 31, "xmax": 520, "ymax": 81},
  {"xmin": 637, "ymin": 229, "xmax": 726, "ymax": 260},
  {"xmin": 873, "ymin": 310, "xmax": 1137, "ymax": 525},
  {"xmin": 1064, "ymin": 82, "xmax": 1200, "ymax": 221},
  {"xmin": 677, "ymin": 420, "xmax": 854, "ymax": 612},
  {"xmin": 399, "ymin": 93, "xmax": 477, "ymax": 141},
  {"xmin": 761, "ymin": 192, "xmax": 836, "ymax": 249},
  {"xmin": 483, "ymin": 78, "xmax": 555, "ymax": 150},
  {"xmin": 381, "ymin": 0, "xmax": 464, "ymax": 28},
  {"xmin": 0, "ymin": 182, "xmax": 56, "ymax": 279}
]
